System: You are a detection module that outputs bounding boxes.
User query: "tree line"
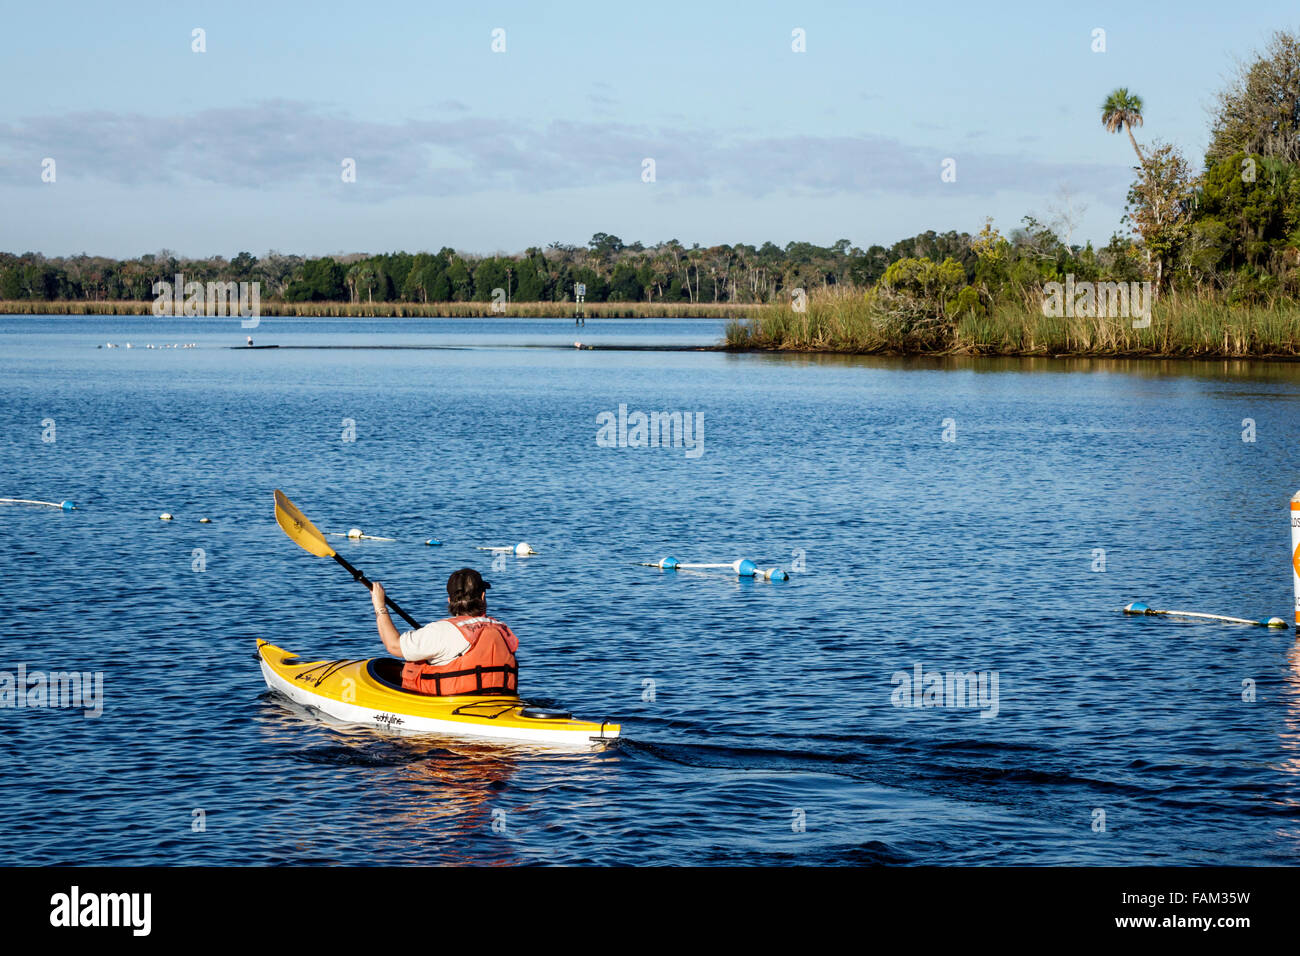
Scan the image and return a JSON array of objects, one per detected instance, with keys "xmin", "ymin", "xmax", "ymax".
[{"xmin": 0, "ymin": 233, "xmax": 989, "ymax": 306}]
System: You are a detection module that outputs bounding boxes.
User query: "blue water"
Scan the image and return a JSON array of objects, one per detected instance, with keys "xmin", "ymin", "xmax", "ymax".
[{"xmin": 2, "ymin": 315, "xmax": 1300, "ymax": 865}]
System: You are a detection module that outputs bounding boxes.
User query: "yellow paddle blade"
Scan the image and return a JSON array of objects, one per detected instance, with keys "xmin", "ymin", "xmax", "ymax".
[{"xmin": 273, "ymin": 489, "xmax": 336, "ymax": 558}]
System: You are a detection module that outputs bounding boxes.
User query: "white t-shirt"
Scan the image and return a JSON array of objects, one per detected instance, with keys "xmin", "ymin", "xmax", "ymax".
[{"xmin": 398, "ymin": 619, "xmax": 471, "ymax": 665}]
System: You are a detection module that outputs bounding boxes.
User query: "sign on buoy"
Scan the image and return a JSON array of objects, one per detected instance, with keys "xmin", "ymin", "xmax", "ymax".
[{"xmin": 1291, "ymin": 491, "xmax": 1300, "ymax": 627}]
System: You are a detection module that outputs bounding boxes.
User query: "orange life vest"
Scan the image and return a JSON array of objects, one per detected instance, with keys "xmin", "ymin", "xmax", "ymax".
[{"xmin": 401, "ymin": 615, "xmax": 520, "ymax": 696}]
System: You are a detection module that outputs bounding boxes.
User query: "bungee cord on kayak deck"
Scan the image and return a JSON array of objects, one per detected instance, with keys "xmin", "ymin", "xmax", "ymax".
[{"xmin": 290, "ymin": 658, "xmax": 368, "ymax": 688}]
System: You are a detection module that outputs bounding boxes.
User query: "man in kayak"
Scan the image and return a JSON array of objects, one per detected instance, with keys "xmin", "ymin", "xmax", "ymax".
[{"xmin": 370, "ymin": 568, "xmax": 520, "ymax": 696}]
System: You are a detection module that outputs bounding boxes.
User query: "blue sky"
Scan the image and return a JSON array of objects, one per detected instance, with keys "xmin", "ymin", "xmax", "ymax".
[{"xmin": 1, "ymin": 0, "xmax": 1296, "ymax": 258}]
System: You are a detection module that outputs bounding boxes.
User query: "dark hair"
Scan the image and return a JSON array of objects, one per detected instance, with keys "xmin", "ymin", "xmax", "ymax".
[
  {"xmin": 447, "ymin": 568, "xmax": 489, "ymax": 616},
  {"xmin": 449, "ymin": 591, "xmax": 486, "ymax": 616}
]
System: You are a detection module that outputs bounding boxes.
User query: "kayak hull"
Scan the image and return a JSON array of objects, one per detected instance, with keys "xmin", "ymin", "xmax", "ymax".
[{"xmin": 258, "ymin": 641, "xmax": 619, "ymax": 747}]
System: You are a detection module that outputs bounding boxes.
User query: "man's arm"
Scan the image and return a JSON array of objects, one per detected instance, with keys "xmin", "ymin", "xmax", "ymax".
[{"xmin": 371, "ymin": 582, "xmax": 403, "ymax": 656}]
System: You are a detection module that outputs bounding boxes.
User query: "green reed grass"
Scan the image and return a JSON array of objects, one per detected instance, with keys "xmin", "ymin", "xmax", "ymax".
[{"xmin": 725, "ymin": 287, "xmax": 1300, "ymax": 358}]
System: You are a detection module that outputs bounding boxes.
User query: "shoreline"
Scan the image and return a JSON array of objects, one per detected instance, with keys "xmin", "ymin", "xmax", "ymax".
[
  {"xmin": 719, "ymin": 344, "xmax": 1300, "ymax": 361},
  {"xmin": 214, "ymin": 343, "xmax": 1300, "ymax": 361},
  {"xmin": 10, "ymin": 299, "xmax": 1300, "ymax": 361},
  {"xmin": 0, "ymin": 300, "xmax": 757, "ymax": 319}
]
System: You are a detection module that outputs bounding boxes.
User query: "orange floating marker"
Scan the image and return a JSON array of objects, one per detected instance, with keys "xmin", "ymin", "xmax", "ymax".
[{"xmin": 1291, "ymin": 491, "xmax": 1300, "ymax": 627}]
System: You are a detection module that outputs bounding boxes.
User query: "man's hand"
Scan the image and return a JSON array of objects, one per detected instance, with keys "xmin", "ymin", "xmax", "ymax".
[{"xmin": 372, "ymin": 581, "xmax": 402, "ymax": 656}]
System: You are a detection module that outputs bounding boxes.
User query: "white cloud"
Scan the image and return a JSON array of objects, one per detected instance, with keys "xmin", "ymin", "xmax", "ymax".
[{"xmin": 0, "ymin": 101, "xmax": 1131, "ymax": 202}]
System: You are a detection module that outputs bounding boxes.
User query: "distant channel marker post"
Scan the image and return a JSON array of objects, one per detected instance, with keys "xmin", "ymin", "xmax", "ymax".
[{"xmin": 1292, "ymin": 490, "xmax": 1300, "ymax": 628}]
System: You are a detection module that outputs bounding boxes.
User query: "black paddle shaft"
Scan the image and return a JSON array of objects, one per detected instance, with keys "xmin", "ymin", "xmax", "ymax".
[{"xmin": 331, "ymin": 553, "xmax": 424, "ymax": 630}]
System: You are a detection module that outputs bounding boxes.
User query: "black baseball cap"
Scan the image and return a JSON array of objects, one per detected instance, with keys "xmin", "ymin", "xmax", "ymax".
[{"xmin": 447, "ymin": 568, "xmax": 491, "ymax": 600}]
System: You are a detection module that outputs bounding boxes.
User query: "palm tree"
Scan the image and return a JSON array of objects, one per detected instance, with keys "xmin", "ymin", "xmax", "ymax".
[
  {"xmin": 1102, "ymin": 88, "xmax": 1146, "ymax": 164},
  {"xmin": 344, "ymin": 263, "xmax": 360, "ymax": 303}
]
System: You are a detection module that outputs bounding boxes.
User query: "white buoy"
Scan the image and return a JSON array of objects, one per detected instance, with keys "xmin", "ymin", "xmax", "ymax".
[
  {"xmin": 159, "ymin": 512, "xmax": 173, "ymax": 521},
  {"xmin": 475, "ymin": 543, "xmax": 539, "ymax": 555},
  {"xmin": 326, "ymin": 529, "xmax": 397, "ymax": 542},
  {"xmin": 1291, "ymin": 490, "xmax": 1300, "ymax": 628},
  {"xmin": 199, "ymin": 517, "xmax": 211, "ymax": 524}
]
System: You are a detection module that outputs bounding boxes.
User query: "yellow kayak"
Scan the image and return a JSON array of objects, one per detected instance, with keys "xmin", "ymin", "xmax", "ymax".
[{"xmin": 258, "ymin": 641, "xmax": 620, "ymax": 747}]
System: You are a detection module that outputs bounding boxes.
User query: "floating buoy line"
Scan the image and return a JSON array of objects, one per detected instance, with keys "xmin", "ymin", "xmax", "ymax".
[
  {"xmin": 0, "ymin": 498, "xmax": 75, "ymax": 510},
  {"xmin": 4, "ymin": 492, "xmax": 784, "ymax": 586},
  {"xmin": 327, "ymin": 528, "xmax": 397, "ymax": 542},
  {"xmin": 477, "ymin": 543, "xmax": 538, "ymax": 556},
  {"xmin": 150, "ymin": 513, "xmax": 435, "ymax": 543},
  {"xmin": 1120, "ymin": 488, "xmax": 1300, "ymax": 631},
  {"xmin": 640, "ymin": 557, "xmax": 789, "ymax": 581},
  {"xmin": 1122, "ymin": 602, "xmax": 1286, "ymax": 628},
  {"xmin": 2, "ymin": 499, "xmax": 795, "ymax": 587},
  {"xmin": 101, "ymin": 343, "xmax": 197, "ymax": 349}
]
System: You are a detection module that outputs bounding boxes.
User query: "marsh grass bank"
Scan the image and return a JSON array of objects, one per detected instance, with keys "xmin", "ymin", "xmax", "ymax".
[{"xmin": 724, "ymin": 287, "xmax": 1300, "ymax": 358}]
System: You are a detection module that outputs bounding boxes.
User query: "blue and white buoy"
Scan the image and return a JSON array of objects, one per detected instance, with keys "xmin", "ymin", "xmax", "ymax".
[
  {"xmin": 639, "ymin": 556, "xmax": 787, "ymax": 580},
  {"xmin": 0, "ymin": 497, "xmax": 77, "ymax": 510},
  {"xmin": 1124, "ymin": 601, "xmax": 1285, "ymax": 627}
]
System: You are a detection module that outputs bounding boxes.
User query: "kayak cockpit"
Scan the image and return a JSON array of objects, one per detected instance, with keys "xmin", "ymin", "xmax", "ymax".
[
  {"xmin": 365, "ymin": 657, "xmax": 513, "ymax": 697},
  {"xmin": 363, "ymin": 658, "xmax": 570, "ymax": 718}
]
